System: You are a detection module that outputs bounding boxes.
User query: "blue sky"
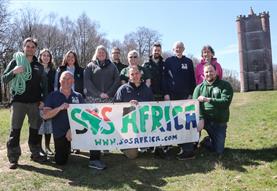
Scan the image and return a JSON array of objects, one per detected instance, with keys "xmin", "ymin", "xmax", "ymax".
[{"xmin": 9, "ymin": 0, "xmax": 277, "ymax": 74}]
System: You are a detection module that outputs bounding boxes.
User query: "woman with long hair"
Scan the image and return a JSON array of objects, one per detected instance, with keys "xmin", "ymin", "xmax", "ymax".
[{"xmin": 38, "ymin": 48, "xmax": 56, "ymax": 156}]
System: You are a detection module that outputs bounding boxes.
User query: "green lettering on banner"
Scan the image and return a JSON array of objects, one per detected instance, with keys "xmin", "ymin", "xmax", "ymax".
[
  {"xmin": 106, "ymin": 122, "xmax": 115, "ymax": 134},
  {"xmin": 122, "ymin": 110, "xmax": 138, "ymax": 133},
  {"xmin": 81, "ymin": 111, "xmax": 115, "ymax": 135},
  {"xmin": 71, "ymin": 108, "xmax": 88, "ymax": 128},
  {"xmin": 172, "ymin": 106, "xmax": 183, "ymax": 117},
  {"xmin": 185, "ymin": 104, "xmax": 195, "ymax": 112},
  {"xmin": 95, "ymin": 139, "xmax": 101, "ymax": 145},
  {"xmin": 81, "ymin": 111, "xmax": 101, "ymax": 135},
  {"xmin": 139, "ymin": 105, "xmax": 149, "ymax": 133},
  {"xmin": 110, "ymin": 138, "xmax": 116, "ymax": 145},
  {"xmin": 151, "ymin": 106, "xmax": 163, "ymax": 132},
  {"xmin": 103, "ymin": 139, "xmax": 109, "ymax": 145},
  {"xmin": 164, "ymin": 106, "xmax": 170, "ymax": 122}
]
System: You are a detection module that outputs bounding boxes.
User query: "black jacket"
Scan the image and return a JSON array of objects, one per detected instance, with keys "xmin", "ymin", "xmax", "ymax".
[
  {"xmin": 2, "ymin": 56, "xmax": 48, "ymax": 103},
  {"xmin": 143, "ymin": 56, "xmax": 166, "ymax": 96}
]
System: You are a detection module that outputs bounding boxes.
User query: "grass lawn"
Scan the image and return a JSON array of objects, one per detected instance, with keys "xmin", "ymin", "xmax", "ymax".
[{"xmin": 0, "ymin": 91, "xmax": 276, "ymax": 191}]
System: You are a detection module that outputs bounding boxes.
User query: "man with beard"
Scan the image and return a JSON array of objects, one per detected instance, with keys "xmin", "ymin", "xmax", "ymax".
[
  {"xmin": 2, "ymin": 37, "xmax": 48, "ymax": 169},
  {"xmin": 142, "ymin": 43, "xmax": 168, "ymax": 158},
  {"xmin": 143, "ymin": 43, "xmax": 166, "ymax": 101},
  {"xmin": 194, "ymin": 64, "xmax": 233, "ymax": 155}
]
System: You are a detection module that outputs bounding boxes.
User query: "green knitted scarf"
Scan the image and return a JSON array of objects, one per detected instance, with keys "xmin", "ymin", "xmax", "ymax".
[{"xmin": 10, "ymin": 52, "xmax": 32, "ymax": 95}]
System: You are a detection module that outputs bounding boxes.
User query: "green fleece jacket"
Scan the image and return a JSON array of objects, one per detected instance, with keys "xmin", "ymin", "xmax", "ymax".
[{"xmin": 193, "ymin": 77, "xmax": 233, "ymax": 123}]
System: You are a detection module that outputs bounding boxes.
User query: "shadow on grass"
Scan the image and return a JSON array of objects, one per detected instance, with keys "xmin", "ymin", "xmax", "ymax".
[{"xmin": 18, "ymin": 146, "xmax": 277, "ymax": 190}]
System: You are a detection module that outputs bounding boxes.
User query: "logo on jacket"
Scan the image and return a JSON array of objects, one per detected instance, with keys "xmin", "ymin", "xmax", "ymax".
[
  {"xmin": 72, "ymin": 96, "xmax": 80, "ymax": 104},
  {"xmin": 181, "ymin": 64, "xmax": 188, "ymax": 70},
  {"xmin": 213, "ymin": 88, "xmax": 220, "ymax": 95}
]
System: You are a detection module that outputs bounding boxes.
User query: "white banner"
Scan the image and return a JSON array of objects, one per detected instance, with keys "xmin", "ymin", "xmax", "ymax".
[{"xmin": 68, "ymin": 100, "xmax": 199, "ymax": 150}]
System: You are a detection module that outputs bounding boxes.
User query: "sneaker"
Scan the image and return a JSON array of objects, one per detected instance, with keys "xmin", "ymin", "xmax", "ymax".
[
  {"xmin": 31, "ymin": 155, "xmax": 48, "ymax": 163},
  {"xmin": 72, "ymin": 149, "xmax": 80, "ymax": 154},
  {"xmin": 9, "ymin": 162, "xmax": 18, "ymax": 169},
  {"xmin": 39, "ymin": 148, "xmax": 46, "ymax": 157},
  {"xmin": 45, "ymin": 148, "xmax": 54, "ymax": 156},
  {"xmin": 138, "ymin": 148, "xmax": 148, "ymax": 153},
  {"xmin": 88, "ymin": 160, "xmax": 106, "ymax": 170},
  {"xmin": 176, "ymin": 152, "xmax": 195, "ymax": 160}
]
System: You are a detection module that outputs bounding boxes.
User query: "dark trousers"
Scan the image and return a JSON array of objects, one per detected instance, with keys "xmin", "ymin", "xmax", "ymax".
[
  {"xmin": 169, "ymin": 94, "xmax": 196, "ymax": 154},
  {"xmin": 54, "ymin": 136, "xmax": 71, "ymax": 165},
  {"xmin": 89, "ymin": 150, "xmax": 101, "ymax": 160},
  {"xmin": 7, "ymin": 102, "xmax": 41, "ymax": 163}
]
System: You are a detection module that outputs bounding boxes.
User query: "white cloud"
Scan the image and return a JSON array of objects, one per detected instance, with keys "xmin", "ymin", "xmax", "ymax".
[{"xmin": 216, "ymin": 44, "xmax": 238, "ymax": 56}]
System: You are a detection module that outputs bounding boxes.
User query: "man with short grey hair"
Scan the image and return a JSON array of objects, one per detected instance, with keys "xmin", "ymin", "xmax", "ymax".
[{"xmin": 163, "ymin": 41, "xmax": 197, "ymax": 160}]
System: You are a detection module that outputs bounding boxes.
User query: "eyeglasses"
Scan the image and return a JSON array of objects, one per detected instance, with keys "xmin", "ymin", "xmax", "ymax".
[
  {"xmin": 129, "ymin": 56, "xmax": 138, "ymax": 59},
  {"xmin": 112, "ymin": 52, "xmax": 120, "ymax": 54},
  {"xmin": 26, "ymin": 46, "xmax": 36, "ymax": 49}
]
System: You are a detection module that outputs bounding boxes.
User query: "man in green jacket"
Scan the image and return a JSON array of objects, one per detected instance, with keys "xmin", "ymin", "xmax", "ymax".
[{"xmin": 193, "ymin": 64, "xmax": 233, "ymax": 154}]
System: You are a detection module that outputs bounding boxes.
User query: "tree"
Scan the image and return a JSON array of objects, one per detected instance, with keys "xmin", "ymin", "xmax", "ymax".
[
  {"xmin": 13, "ymin": 8, "xmax": 41, "ymax": 44},
  {"xmin": 223, "ymin": 69, "xmax": 240, "ymax": 92},
  {"xmin": 123, "ymin": 27, "xmax": 161, "ymax": 64},
  {"xmin": 72, "ymin": 13, "xmax": 108, "ymax": 67},
  {"xmin": 0, "ymin": 0, "xmax": 12, "ymax": 103}
]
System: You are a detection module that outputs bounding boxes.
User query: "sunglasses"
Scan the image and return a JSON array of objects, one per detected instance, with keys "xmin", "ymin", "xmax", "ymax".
[{"xmin": 26, "ymin": 46, "xmax": 36, "ymax": 49}]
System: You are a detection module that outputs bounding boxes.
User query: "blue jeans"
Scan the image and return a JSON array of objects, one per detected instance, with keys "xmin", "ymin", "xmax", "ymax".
[{"xmin": 204, "ymin": 121, "xmax": 227, "ymax": 154}]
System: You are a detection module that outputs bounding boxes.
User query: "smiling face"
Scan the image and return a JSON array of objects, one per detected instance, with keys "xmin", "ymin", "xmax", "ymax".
[
  {"xmin": 204, "ymin": 64, "xmax": 217, "ymax": 83},
  {"xmin": 173, "ymin": 44, "xmax": 184, "ymax": 58},
  {"xmin": 41, "ymin": 51, "xmax": 51, "ymax": 65},
  {"xmin": 152, "ymin": 46, "xmax": 162, "ymax": 59},
  {"xmin": 23, "ymin": 41, "xmax": 37, "ymax": 57},
  {"xmin": 60, "ymin": 72, "xmax": 74, "ymax": 90},
  {"xmin": 202, "ymin": 47, "xmax": 213, "ymax": 62},
  {"xmin": 97, "ymin": 48, "xmax": 107, "ymax": 62},
  {"xmin": 129, "ymin": 67, "xmax": 141, "ymax": 84},
  {"xmin": 66, "ymin": 53, "xmax": 76, "ymax": 67},
  {"xmin": 128, "ymin": 52, "xmax": 139, "ymax": 66}
]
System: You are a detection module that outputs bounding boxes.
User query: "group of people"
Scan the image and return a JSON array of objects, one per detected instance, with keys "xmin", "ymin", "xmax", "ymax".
[{"xmin": 2, "ymin": 37, "xmax": 233, "ymax": 170}]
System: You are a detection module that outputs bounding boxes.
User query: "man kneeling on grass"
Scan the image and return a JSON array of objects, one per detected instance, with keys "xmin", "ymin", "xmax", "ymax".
[
  {"xmin": 42, "ymin": 71, "xmax": 84, "ymax": 165},
  {"xmin": 114, "ymin": 65, "xmax": 154, "ymax": 159},
  {"xmin": 194, "ymin": 64, "xmax": 233, "ymax": 155}
]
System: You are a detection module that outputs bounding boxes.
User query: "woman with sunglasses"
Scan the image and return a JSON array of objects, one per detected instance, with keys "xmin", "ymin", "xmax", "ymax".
[{"xmin": 120, "ymin": 50, "xmax": 151, "ymax": 86}]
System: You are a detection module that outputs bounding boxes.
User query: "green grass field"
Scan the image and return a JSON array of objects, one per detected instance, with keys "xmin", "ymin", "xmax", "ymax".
[{"xmin": 0, "ymin": 91, "xmax": 276, "ymax": 191}]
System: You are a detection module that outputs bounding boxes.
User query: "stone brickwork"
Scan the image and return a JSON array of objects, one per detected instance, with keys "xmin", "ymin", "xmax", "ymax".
[{"xmin": 236, "ymin": 8, "xmax": 273, "ymax": 92}]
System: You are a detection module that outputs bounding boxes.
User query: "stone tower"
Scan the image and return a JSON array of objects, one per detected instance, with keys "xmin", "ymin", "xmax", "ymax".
[{"xmin": 236, "ymin": 7, "xmax": 273, "ymax": 92}]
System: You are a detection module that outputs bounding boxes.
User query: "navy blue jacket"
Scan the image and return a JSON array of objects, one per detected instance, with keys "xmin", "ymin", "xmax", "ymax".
[
  {"xmin": 163, "ymin": 56, "xmax": 196, "ymax": 99},
  {"xmin": 114, "ymin": 82, "xmax": 154, "ymax": 102},
  {"xmin": 44, "ymin": 90, "xmax": 84, "ymax": 138}
]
